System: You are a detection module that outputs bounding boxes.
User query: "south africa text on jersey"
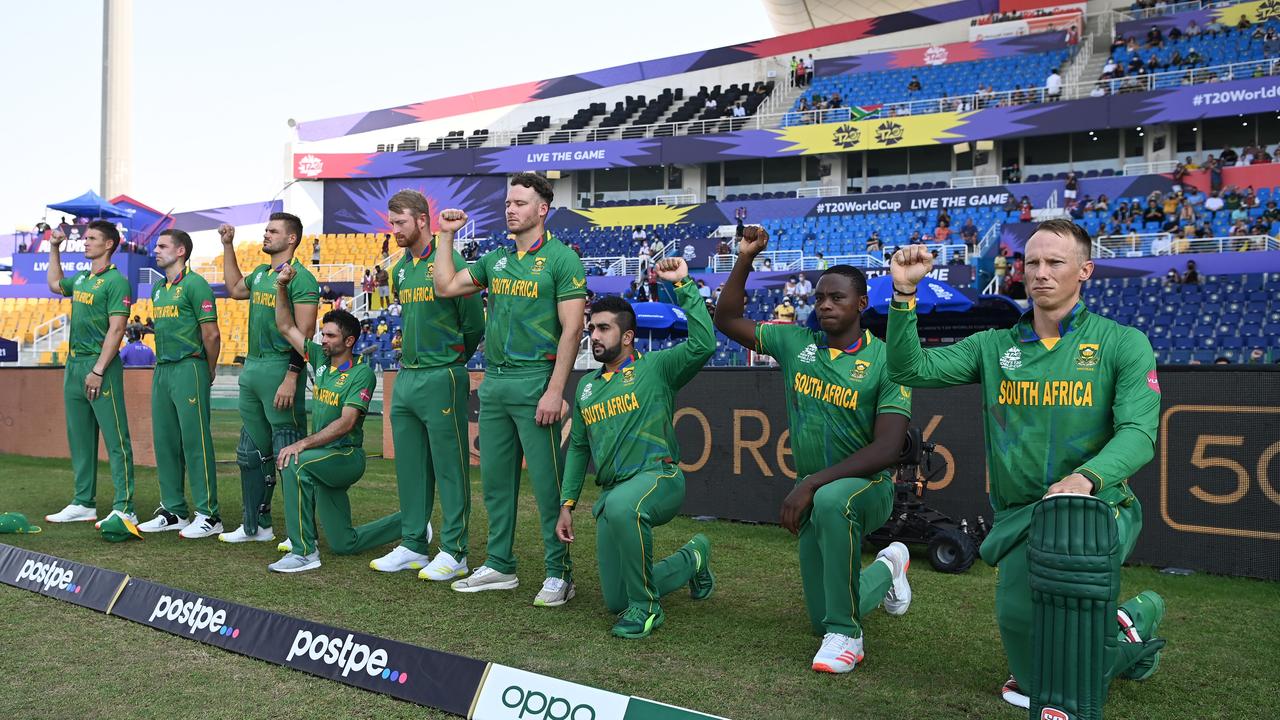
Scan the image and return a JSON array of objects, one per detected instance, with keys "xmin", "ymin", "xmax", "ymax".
[
  {"xmin": 997, "ymin": 380, "xmax": 1095, "ymax": 407},
  {"xmin": 581, "ymin": 392, "xmax": 640, "ymax": 426}
]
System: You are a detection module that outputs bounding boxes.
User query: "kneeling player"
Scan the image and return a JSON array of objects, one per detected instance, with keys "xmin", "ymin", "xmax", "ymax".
[
  {"xmin": 267, "ymin": 264, "xmax": 401, "ymax": 573},
  {"xmin": 714, "ymin": 227, "xmax": 912, "ymax": 674},
  {"xmin": 555, "ymin": 257, "xmax": 715, "ymax": 639}
]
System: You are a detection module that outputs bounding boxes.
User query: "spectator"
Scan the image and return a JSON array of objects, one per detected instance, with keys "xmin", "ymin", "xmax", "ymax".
[
  {"xmin": 1182, "ymin": 260, "xmax": 1200, "ymax": 284},
  {"xmin": 696, "ymin": 279, "xmax": 711, "ymax": 302},
  {"xmin": 1004, "ymin": 162, "xmax": 1021, "ymax": 184},
  {"xmin": 1204, "ymin": 190, "xmax": 1225, "ymax": 212},
  {"xmin": 1007, "ymin": 252, "xmax": 1026, "ymax": 299},
  {"xmin": 1213, "ymin": 357, "xmax": 1230, "ymax": 365},
  {"xmin": 1247, "ymin": 348, "xmax": 1270, "ymax": 364},
  {"xmin": 1161, "ymin": 191, "xmax": 1181, "ymax": 216},
  {"xmin": 1219, "ymin": 145, "xmax": 1238, "ymax": 166},
  {"xmin": 1063, "ymin": 171, "xmax": 1078, "ymax": 204},
  {"xmin": 789, "ymin": 56, "xmax": 798, "ymax": 86},
  {"xmin": 716, "ymin": 237, "xmax": 732, "ymax": 256},
  {"xmin": 1178, "ymin": 202, "xmax": 1197, "ymax": 226},
  {"xmin": 907, "ymin": 76, "xmax": 923, "ymax": 93},
  {"xmin": 794, "ymin": 297, "xmax": 813, "ymax": 326},
  {"xmin": 1265, "ymin": 29, "xmax": 1280, "ymax": 57},
  {"xmin": 794, "ymin": 59, "xmax": 806, "ymax": 88},
  {"xmin": 320, "ymin": 284, "xmax": 340, "ymax": 302},
  {"xmin": 908, "ymin": 230, "xmax": 923, "ymax": 245},
  {"xmin": 1018, "ymin": 197, "xmax": 1033, "ymax": 222},
  {"xmin": 1146, "ymin": 25, "xmax": 1163, "ymax": 47},
  {"xmin": 783, "ymin": 275, "xmax": 799, "ymax": 298},
  {"xmin": 389, "ymin": 301, "xmax": 402, "ymax": 318},
  {"xmin": 960, "ymin": 219, "xmax": 978, "ymax": 250},
  {"xmin": 866, "ymin": 231, "xmax": 882, "ymax": 254},
  {"xmin": 761, "ymin": 258, "xmax": 773, "ymax": 271},
  {"xmin": 795, "ymin": 273, "xmax": 813, "ymax": 300},
  {"xmin": 806, "ymin": 53, "xmax": 815, "ymax": 86},
  {"xmin": 632, "ymin": 225, "xmax": 647, "ymax": 242},
  {"xmin": 1095, "ymin": 194, "xmax": 1110, "ymax": 212},
  {"xmin": 1224, "ymin": 187, "xmax": 1243, "ymax": 211},
  {"xmin": 934, "ymin": 222, "xmax": 951, "ymax": 242},
  {"xmin": 311, "ymin": 238, "xmax": 321, "ymax": 266},
  {"xmin": 1101, "ymin": 57, "xmax": 1118, "ymax": 77},
  {"xmin": 126, "ymin": 315, "xmax": 145, "ymax": 339},
  {"xmin": 1171, "ymin": 161, "xmax": 1190, "ymax": 191},
  {"xmin": 1066, "ymin": 24, "xmax": 1079, "ymax": 45},
  {"xmin": 120, "ymin": 336, "xmax": 156, "ymax": 367},
  {"xmin": 1185, "ymin": 19, "xmax": 1200, "ymax": 38},
  {"xmin": 1206, "ymin": 155, "xmax": 1223, "ymax": 192},
  {"xmin": 814, "ymin": 251, "xmax": 828, "ymax": 270},
  {"xmin": 773, "ymin": 298, "xmax": 796, "ymax": 323},
  {"xmin": 362, "ymin": 268, "xmax": 376, "ymax": 298},
  {"xmin": 1263, "ymin": 200, "xmax": 1280, "ymax": 223},
  {"xmin": 376, "ymin": 265, "xmax": 390, "ymax": 309},
  {"xmin": 1142, "ymin": 199, "xmax": 1165, "ymax": 223},
  {"xmin": 144, "ymin": 317, "xmax": 155, "ymax": 335},
  {"xmin": 994, "ymin": 249, "xmax": 1009, "ymax": 287},
  {"xmin": 1045, "ymin": 69, "xmax": 1062, "ymax": 101},
  {"xmin": 1165, "ymin": 267, "xmax": 1180, "ymax": 285},
  {"xmin": 380, "ymin": 234, "xmax": 390, "ymax": 259}
]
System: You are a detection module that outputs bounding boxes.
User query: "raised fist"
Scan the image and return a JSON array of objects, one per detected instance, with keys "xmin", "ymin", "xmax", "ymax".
[
  {"xmin": 438, "ymin": 209, "xmax": 468, "ymax": 234},
  {"xmin": 218, "ymin": 224, "xmax": 235, "ymax": 246},
  {"xmin": 654, "ymin": 257, "xmax": 688, "ymax": 283},
  {"xmin": 49, "ymin": 229, "xmax": 66, "ymax": 248},
  {"xmin": 276, "ymin": 263, "xmax": 296, "ymax": 287},
  {"xmin": 739, "ymin": 225, "xmax": 769, "ymax": 258},
  {"xmin": 890, "ymin": 245, "xmax": 935, "ymax": 292}
]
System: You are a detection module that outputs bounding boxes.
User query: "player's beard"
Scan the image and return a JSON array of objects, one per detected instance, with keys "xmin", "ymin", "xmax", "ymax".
[
  {"xmin": 398, "ymin": 226, "xmax": 420, "ymax": 248},
  {"xmin": 593, "ymin": 340, "xmax": 623, "ymax": 365}
]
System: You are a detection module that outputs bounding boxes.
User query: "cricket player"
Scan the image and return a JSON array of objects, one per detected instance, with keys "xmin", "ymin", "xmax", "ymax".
[
  {"xmin": 368, "ymin": 189, "xmax": 485, "ymax": 579},
  {"xmin": 216, "ymin": 214, "xmax": 318, "ymax": 545},
  {"xmin": 136, "ymin": 229, "xmax": 223, "ymax": 538},
  {"xmin": 431, "ymin": 173, "xmax": 587, "ymax": 607},
  {"xmin": 554, "ymin": 257, "xmax": 715, "ymax": 639},
  {"xmin": 43, "ymin": 222, "xmax": 138, "ymax": 527},
  {"xmin": 268, "ymin": 264, "xmax": 400, "ymax": 573},
  {"xmin": 714, "ymin": 226, "xmax": 912, "ymax": 673},
  {"xmin": 887, "ymin": 219, "xmax": 1165, "ymax": 714}
]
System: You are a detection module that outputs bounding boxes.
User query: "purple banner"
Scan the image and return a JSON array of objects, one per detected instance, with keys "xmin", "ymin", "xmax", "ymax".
[
  {"xmin": 322, "ymin": 176, "xmax": 507, "ymax": 235},
  {"xmin": 9, "ymin": 252, "xmax": 152, "ymax": 299},
  {"xmin": 1113, "ymin": 0, "xmax": 1274, "ymax": 40},
  {"xmin": 171, "ymin": 200, "xmax": 285, "ymax": 233},
  {"xmin": 296, "ymin": 75, "xmax": 1280, "ymax": 179}
]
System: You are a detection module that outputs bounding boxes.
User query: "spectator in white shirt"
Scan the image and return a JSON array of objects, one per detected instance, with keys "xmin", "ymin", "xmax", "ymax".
[
  {"xmin": 1204, "ymin": 191, "xmax": 1225, "ymax": 212},
  {"xmin": 795, "ymin": 273, "xmax": 813, "ymax": 300},
  {"xmin": 1045, "ymin": 70, "xmax": 1063, "ymax": 100},
  {"xmin": 632, "ymin": 225, "xmax": 647, "ymax": 242}
]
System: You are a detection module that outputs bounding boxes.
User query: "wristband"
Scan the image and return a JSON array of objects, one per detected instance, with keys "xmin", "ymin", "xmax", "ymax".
[
  {"xmin": 893, "ymin": 286, "xmax": 917, "ymax": 296},
  {"xmin": 90, "ymin": 369, "xmax": 104, "ymax": 378}
]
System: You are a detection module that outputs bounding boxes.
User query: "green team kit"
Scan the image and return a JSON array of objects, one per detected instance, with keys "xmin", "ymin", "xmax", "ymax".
[
  {"xmin": 58, "ymin": 264, "xmax": 137, "ymax": 515},
  {"xmin": 389, "ymin": 242, "xmax": 484, "ymax": 561},
  {"xmin": 887, "ymin": 298, "xmax": 1166, "ymax": 718},
  {"xmin": 467, "ymin": 231, "xmax": 586, "ymax": 582},
  {"xmin": 149, "ymin": 268, "xmax": 220, "ymax": 520},
  {"xmin": 754, "ymin": 324, "xmax": 911, "ymax": 640},
  {"xmin": 561, "ymin": 280, "xmax": 716, "ymax": 635},
  {"xmin": 279, "ymin": 341, "xmax": 400, "ymax": 557},
  {"xmin": 234, "ymin": 259, "xmax": 317, "ymax": 535}
]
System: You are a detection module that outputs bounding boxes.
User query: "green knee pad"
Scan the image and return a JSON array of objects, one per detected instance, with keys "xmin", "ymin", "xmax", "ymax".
[
  {"xmin": 268, "ymin": 425, "xmax": 305, "ymax": 514},
  {"xmin": 1027, "ymin": 495, "xmax": 1163, "ymax": 720},
  {"xmin": 236, "ymin": 429, "xmax": 271, "ymax": 533}
]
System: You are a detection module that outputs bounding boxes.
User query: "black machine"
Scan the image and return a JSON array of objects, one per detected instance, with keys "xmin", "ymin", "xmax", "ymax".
[{"xmin": 868, "ymin": 426, "xmax": 988, "ymax": 573}]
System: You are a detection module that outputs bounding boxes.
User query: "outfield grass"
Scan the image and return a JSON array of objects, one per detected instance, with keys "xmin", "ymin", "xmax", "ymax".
[{"xmin": 0, "ymin": 410, "xmax": 1275, "ymax": 719}]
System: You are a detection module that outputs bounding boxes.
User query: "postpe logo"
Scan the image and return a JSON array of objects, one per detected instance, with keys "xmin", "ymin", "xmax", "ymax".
[
  {"xmin": 501, "ymin": 685, "xmax": 596, "ymax": 720},
  {"xmin": 285, "ymin": 629, "xmax": 407, "ymax": 684},
  {"xmin": 148, "ymin": 594, "xmax": 240, "ymax": 638},
  {"xmin": 15, "ymin": 559, "xmax": 81, "ymax": 594}
]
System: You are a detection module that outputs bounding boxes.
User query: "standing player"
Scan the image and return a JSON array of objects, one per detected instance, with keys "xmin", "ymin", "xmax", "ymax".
[
  {"xmin": 887, "ymin": 219, "xmax": 1165, "ymax": 711},
  {"xmin": 216, "ymin": 214, "xmax": 318, "ymax": 544},
  {"xmin": 430, "ymin": 173, "xmax": 587, "ymax": 607},
  {"xmin": 43, "ymin": 222, "xmax": 138, "ymax": 526},
  {"xmin": 714, "ymin": 226, "xmax": 913, "ymax": 674},
  {"xmin": 368, "ymin": 189, "xmax": 485, "ymax": 579},
  {"xmin": 136, "ymin": 229, "xmax": 224, "ymax": 538},
  {"xmin": 554, "ymin": 257, "xmax": 716, "ymax": 638},
  {"xmin": 267, "ymin": 266, "xmax": 400, "ymax": 572}
]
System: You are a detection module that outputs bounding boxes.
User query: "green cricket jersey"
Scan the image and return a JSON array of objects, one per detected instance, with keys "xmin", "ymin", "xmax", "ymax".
[
  {"xmin": 150, "ymin": 268, "xmax": 218, "ymax": 364},
  {"xmin": 58, "ymin": 264, "xmax": 132, "ymax": 357},
  {"xmin": 755, "ymin": 324, "xmax": 912, "ymax": 480},
  {"xmin": 304, "ymin": 341, "xmax": 376, "ymax": 450},
  {"xmin": 560, "ymin": 280, "xmax": 714, "ymax": 505},
  {"xmin": 391, "ymin": 242, "xmax": 484, "ymax": 368},
  {"xmin": 244, "ymin": 259, "xmax": 319, "ymax": 360},
  {"xmin": 886, "ymin": 299, "xmax": 1160, "ymax": 511},
  {"xmin": 468, "ymin": 231, "xmax": 586, "ymax": 369}
]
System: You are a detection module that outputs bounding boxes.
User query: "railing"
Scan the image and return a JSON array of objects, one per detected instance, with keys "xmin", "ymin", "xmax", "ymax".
[
  {"xmin": 577, "ymin": 255, "xmax": 625, "ymax": 276},
  {"xmin": 1092, "ymin": 237, "xmax": 1122, "ymax": 258},
  {"xmin": 1064, "ymin": 33, "xmax": 1093, "ymax": 88},
  {"xmin": 798, "ymin": 253, "xmax": 886, "ymax": 270},
  {"xmin": 204, "ymin": 262, "xmax": 356, "ymax": 285},
  {"xmin": 978, "ymin": 219, "xmax": 1003, "ymax": 257},
  {"xmin": 1111, "ymin": 0, "xmax": 1247, "ymax": 22},
  {"xmin": 1156, "ymin": 234, "xmax": 1279, "ymax": 255},
  {"xmin": 655, "ymin": 192, "xmax": 698, "ymax": 205},
  {"xmin": 711, "ymin": 250, "xmax": 804, "ymax": 273},
  {"xmin": 796, "ymin": 185, "xmax": 842, "ymax": 198},
  {"xmin": 1123, "ymin": 160, "xmax": 1180, "ymax": 176},
  {"xmin": 141, "ymin": 268, "xmax": 165, "ymax": 286},
  {"xmin": 950, "ymin": 175, "xmax": 1001, "ymax": 189},
  {"xmin": 32, "ymin": 313, "xmax": 68, "ymax": 361}
]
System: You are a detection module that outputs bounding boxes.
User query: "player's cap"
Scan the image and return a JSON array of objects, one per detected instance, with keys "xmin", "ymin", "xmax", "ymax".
[
  {"xmin": 0, "ymin": 512, "xmax": 41, "ymax": 534},
  {"xmin": 99, "ymin": 513, "xmax": 143, "ymax": 542}
]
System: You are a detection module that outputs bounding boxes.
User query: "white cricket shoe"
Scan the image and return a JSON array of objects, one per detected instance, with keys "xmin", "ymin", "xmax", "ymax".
[
  {"xmin": 450, "ymin": 565, "xmax": 519, "ymax": 593},
  {"xmin": 45, "ymin": 504, "xmax": 97, "ymax": 524},
  {"xmin": 277, "ymin": 538, "xmax": 292, "ymax": 553},
  {"xmin": 369, "ymin": 545, "xmax": 430, "ymax": 572},
  {"xmin": 811, "ymin": 632, "xmax": 864, "ymax": 674},
  {"xmin": 94, "ymin": 509, "xmax": 138, "ymax": 529},
  {"xmin": 138, "ymin": 508, "xmax": 189, "ymax": 533},
  {"xmin": 179, "ymin": 514, "xmax": 223, "ymax": 539},
  {"xmin": 876, "ymin": 541, "xmax": 912, "ymax": 616},
  {"xmin": 268, "ymin": 552, "xmax": 322, "ymax": 574},
  {"xmin": 418, "ymin": 551, "xmax": 468, "ymax": 581},
  {"xmin": 533, "ymin": 577, "xmax": 575, "ymax": 607},
  {"xmin": 218, "ymin": 525, "xmax": 275, "ymax": 543}
]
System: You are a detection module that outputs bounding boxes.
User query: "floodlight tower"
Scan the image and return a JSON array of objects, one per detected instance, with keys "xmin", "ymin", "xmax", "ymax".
[{"xmin": 100, "ymin": 0, "xmax": 133, "ymax": 197}]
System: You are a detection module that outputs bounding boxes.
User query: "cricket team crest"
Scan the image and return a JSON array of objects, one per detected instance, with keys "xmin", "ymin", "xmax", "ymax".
[
  {"xmin": 531, "ymin": 257, "xmax": 547, "ymax": 274},
  {"xmin": 621, "ymin": 367, "xmax": 636, "ymax": 385},
  {"xmin": 851, "ymin": 359, "xmax": 872, "ymax": 381},
  {"xmin": 336, "ymin": 373, "xmax": 349, "ymax": 387},
  {"xmin": 1076, "ymin": 343, "xmax": 1100, "ymax": 370}
]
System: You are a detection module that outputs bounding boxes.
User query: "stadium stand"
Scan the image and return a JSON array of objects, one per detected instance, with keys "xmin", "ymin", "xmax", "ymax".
[{"xmin": 1101, "ymin": 17, "xmax": 1279, "ymax": 91}]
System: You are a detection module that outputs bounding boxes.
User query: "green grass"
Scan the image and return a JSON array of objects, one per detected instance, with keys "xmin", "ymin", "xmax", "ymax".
[{"xmin": 0, "ymin": 411, "xmax": 1275, "ymax": 719}]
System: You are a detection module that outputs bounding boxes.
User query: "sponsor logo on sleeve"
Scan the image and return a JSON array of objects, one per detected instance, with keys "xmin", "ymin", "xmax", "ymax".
[
  {"xmin": 202, "ymin": 300, "xmax": 214, "ymax": 313},
  {"xmin": 1146, "ymin": 369, "xmax": 1161, "ymax": 393}
]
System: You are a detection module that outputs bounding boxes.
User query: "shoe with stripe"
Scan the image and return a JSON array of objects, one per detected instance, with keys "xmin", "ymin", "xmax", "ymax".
[
  {"xmin": 94, "ymin": 509, "xmax": 138, "ymax": 530},
  {"xmin": 419, "ymin": 551, "xmax": 468, "ymax": 581},
  {"xmin": 268, "ymin": 551, "xmax": 322, "ymax": 574},
  {"xmin": 1118, "ymin": 590, "xmax": 1166, "ymax": 681},
  {"xmin": 687, "ymin": 533, "xmax": 715, "ymax": 600},
  {"xmin": 811, "ymin": 632, "xmax": 864, "ymax": 673},
  {"xmin": 1000, "ymin": 675, "xmax": 1030, "ymax": 709},
  {"xmin": 611, "ymin": 606, "xmax": 666, "ymax": 639},
  {"xmin": 217, "ymin": 525, "xmax": 274, "ymax": 543},
  {"xmin": 533, "ymin": 577, "xmax": 575, "ymax": 607},
  {"xmin": 138, "ymin": 507, "xmax": 189, "ymax": 533},
  {"xmin": 277, "ymin": 537, "xmax": 292, "ymax": 553},
  {"xmin": 369, "ymin": 545, "xmax": 430, "ymax": 573},
  {"xmin": 179, "ymin": 514, "xmax": 223, "ymax": 539}
]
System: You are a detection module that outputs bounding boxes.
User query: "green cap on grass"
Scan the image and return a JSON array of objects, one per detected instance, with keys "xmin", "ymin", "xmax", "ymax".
[
  {"xmin": 99, "ymin": 513, "xmax": 142, "ymax": 542},
  {"xmin": 0, "ymin": 512, "xmax": 40, "ymax": 534}
]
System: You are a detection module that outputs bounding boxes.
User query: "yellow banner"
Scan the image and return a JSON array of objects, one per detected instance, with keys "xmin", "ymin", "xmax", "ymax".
[
  {"xmin": 770, "ymin": 112, "xmax": 974, "ymax": 155},
  {"xmin": 1211, "ymin": 0, "xmax": 1278, "ymax": 24}
]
